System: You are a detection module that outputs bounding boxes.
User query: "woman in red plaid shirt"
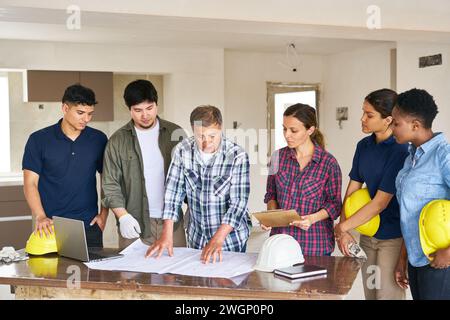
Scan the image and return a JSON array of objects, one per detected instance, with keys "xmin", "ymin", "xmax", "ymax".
[{"xmin": 263, "ymin": 103, "xmax": 342, "ymax": 256}]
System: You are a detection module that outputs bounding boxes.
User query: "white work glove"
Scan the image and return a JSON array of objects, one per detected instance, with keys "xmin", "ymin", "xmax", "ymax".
[
  {"xmin": 119, "ymin": 214, "xmax": 142, "ymax": 239},
  {"xmin": 348, "ymin": 242, "xmax": 368, "ymax": 260},
  {"xmin": 0, "ymin": 247, "xmax": 28, "ymax": 263}
]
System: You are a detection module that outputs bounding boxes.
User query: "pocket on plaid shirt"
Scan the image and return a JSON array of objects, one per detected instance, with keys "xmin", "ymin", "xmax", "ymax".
[
  {"xmin": 275, "ymin": 170, "xmax": 291, "ymax": 189},
  {"xmin": 213, "ymin": 175, "xmax": 232, "ymax": 197},
  {"xmin": 184, "ymin": 169, "xmax": 199, "ymax": 191},
  {"xmin": 301, "ymin": 178, "xmax": 323, "ymax": 200}
]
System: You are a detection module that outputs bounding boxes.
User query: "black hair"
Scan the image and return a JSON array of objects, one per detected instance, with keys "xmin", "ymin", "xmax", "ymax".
[
  {"xmin": 365, "ymin": 88, "xmax": 397, "ymax": 118},
  {"xmin": 62, "ymin": 84, "xmax": 97, "ymax": 106},
  {"xmin": 396, "ymin": 88, "xmax": 438, "ymax": 129},
  {"xmin": 284, "ymin": 103, "xmax": 325, "ymax": 149},
  {"xmin": 190, "ymin": 105, "xmax": 223, "ymax": 127},
  {"xmin": 123, "ymin": 79, "xmax": 158, "ymax": 109}
]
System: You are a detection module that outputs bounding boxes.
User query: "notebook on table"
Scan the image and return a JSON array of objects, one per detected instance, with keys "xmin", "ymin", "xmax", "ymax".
[
  {"xmin": 274, "ymin": 273, "xmax": 327, "ymax": 283},
  {"xmin": 274, "ymin": 264, "xmax": 327, "ymax": 279}
]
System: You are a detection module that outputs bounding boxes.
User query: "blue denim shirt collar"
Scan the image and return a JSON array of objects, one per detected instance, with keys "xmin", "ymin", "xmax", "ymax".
[{"xmin": 408, "ymin": 132, "xmax": 444, "ymax": 159}]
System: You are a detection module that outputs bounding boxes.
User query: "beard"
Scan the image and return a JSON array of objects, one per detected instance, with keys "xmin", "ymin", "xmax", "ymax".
[{"xmin": 137, "ymin": 119, "xmax": 155, "ymax": 130}]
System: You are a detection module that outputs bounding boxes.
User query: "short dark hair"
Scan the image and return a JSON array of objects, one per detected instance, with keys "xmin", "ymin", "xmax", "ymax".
[
  {"xmin": 62, "ymin": 84, "xmax": 97, "ymax": 106},
  {"xmin": 396, "ymin": 88, "xmax": 438, "ymax": 129},
  {"xmin": 365, "ymin": 88, "xmax": 397, "ymax": 118},
  {"xmin": 190, "ymin": 105, "xmax": 223, "ymax": 127},
  {"xmin": 123, "ymin": 79, "xmax": 158, "ymax": 109}
]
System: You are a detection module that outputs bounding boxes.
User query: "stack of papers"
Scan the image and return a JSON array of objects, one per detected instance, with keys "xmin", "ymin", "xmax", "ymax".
[{"xmin": 84, "ymin": 239, "xmax": 257, "ymax": 280}]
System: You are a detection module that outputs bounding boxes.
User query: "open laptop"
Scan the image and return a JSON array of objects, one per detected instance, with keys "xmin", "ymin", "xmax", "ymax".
[{"xmin": 53, "ymin": 216, "xmax": 123, "ymax": 262}]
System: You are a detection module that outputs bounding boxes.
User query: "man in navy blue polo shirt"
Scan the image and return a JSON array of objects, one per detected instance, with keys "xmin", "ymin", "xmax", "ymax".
[{"xmin": 22, "ymin": 84, "xmax": 108, "ymax": 248}]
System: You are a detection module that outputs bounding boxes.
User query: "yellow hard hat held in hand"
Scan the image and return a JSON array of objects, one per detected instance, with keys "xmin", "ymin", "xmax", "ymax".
[
  {"xmin": 419, "ymin": 199, "xmax": 450, "ymax": 258},
  {"xmin": 25, "ymin": 225, "xmax": 58, "ymax": 255},
  {"xmin": 344, "ymin": 188, "xmax": 380, "ymax": 237}
]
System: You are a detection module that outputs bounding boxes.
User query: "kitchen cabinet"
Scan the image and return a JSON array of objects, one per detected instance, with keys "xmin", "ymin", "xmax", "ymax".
[
  {"xmin": 25, "ymin": 70, "xmax": 114, "ymax": 121},
  {"xmin": 79, "ymin": 71, "xmax": 114, "ymax": 121},
  {"xmin": 0, "ymin": 184, "xmax": 32, "ymax": 249}
]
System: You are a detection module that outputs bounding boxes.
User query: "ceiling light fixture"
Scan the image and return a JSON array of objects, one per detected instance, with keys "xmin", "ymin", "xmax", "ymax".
[{"xmin": 278, "ymin": 43, "xmax": 300, "ymax": 72}]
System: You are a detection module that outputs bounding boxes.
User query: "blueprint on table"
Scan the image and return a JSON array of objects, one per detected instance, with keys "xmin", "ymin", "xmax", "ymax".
[{"xmin": 84, "ymin": 239, "xmax": 257, "ymax": 280}]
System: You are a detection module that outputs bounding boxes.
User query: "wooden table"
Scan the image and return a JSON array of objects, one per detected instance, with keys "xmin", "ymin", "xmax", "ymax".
[{"xmin": 0, "ymin": 252, "xmax": 362, "ymax": 300}]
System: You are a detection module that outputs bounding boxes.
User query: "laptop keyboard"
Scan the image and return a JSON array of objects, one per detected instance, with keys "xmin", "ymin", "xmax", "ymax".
[
  {"xmin": 88, "ymin": 251, "xmax": 123, "ymax": 262},
  {"xmin": 88, "ymin": 252, "xmax": 107, "ymax": 262}
]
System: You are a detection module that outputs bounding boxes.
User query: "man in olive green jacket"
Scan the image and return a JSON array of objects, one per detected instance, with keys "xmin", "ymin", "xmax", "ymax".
[{"xmin": 102, "ymin": 80, "xmax": 186, "ymax": 249}]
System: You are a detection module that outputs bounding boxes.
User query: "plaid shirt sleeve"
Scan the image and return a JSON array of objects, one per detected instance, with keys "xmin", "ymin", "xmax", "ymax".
[
  {"xmin": 221, "ymin": 152, "xmax": 250, "ymax": 229},
  {"xmin": 264, "ymin": 174, "xmax": 277, "ymax": 203},
  {"xmin": 162, "ymin": 144, "xmax": 186, "ymax": 222},
  {"xmin": 322, "ymin": 159, "xmax": 342, "ymax": 220}
]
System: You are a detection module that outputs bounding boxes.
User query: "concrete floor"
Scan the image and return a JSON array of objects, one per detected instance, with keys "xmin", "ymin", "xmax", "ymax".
[{"xmin": 0, "ymin": 226, "xmax": 411, "ymax": 300}]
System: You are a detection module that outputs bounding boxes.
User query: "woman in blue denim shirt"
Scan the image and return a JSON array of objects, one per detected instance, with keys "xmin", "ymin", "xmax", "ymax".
[{"xmin": 392, "ymin": 88, "xmax": 450, "ymax": 300}]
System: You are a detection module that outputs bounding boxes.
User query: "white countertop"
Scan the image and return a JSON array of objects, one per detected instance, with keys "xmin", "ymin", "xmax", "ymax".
[{"xmin": 0, "ymin": 173, "xmax": 23, "ymax": 186}]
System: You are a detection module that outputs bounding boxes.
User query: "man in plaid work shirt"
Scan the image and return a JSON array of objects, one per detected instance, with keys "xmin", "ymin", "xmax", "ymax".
[{"xmin": 146, "ymin": 105, "xmax": 251, "ymax": 263}]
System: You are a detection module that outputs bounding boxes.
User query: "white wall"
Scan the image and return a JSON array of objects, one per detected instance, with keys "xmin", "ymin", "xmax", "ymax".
[
  {"xmin": 397, "ymin": 42, "xmax": 450, "ymax": 136},
  {"xmin": 224, "ymin": 50, "xmax": 325, "ymax": 213},
  {"xmin": 321, "ymin": 44, "xmax": 394, "ymax": 192},
  {"xmin": 164, "ymin": 52, "xmax": 225, "ymax": 132}
]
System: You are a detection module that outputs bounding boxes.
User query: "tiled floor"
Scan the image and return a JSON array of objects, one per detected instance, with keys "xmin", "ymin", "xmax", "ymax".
[{"xmin": 0, "ymin": 226, "xmax": 411, "ymax": 300}]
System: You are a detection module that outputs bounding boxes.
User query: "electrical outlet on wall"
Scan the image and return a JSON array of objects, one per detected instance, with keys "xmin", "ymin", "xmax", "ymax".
[
  {"xmin": 232, "ymin": 121, "xmax": 242, "ymax": 129},
  {"xmin": 336, "ymin": 107, "xmax": 348, "ymax": 129},
  {"xmin": 336, "ymin": 107, "xmax": 348, "ymax": 121}
]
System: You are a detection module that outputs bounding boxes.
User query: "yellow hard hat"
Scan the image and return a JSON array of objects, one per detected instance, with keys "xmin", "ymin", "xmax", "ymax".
[
  {"xmin": 344, "ymin": 188, "xmax": 380, "ymax": 237},
  {"xmin": 25, "ymin": 226, "xmax": 58, "ymax": 255},
  {"xmin": 419, "ymin": 199, "xmax": 450, "ymax": 257}
]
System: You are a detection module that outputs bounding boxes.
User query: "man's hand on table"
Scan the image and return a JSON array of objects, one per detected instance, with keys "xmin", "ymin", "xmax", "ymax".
[
  {"xmin": 145, "ymin": 234, "xmax": 173, "ymax": 258},
  {"xmin": 201, "ymin": 236, "xmax": 225, "ymax": 264}
]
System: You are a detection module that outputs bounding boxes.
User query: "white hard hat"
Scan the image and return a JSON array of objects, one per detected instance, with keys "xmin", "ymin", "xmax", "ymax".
[{"xmin": 253, "ymin": 234, "xmax": 304, "ymax": 272}]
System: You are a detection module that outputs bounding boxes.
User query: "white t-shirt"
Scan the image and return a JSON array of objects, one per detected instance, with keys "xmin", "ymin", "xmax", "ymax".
[
  {"xmin": 135, "ymin": 120, "xmax": 165, "ymax": 218},
  {"xmin": 199, "ymin": 149, "xmax": 217, "ymax": 164}
]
